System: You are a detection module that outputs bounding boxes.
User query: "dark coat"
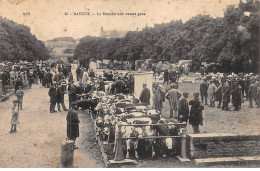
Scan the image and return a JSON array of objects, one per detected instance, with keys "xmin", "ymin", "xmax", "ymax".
[
  {"xmin": 164, "ymin": 70, "xmax": 169, "ymax": 81},
  {"xmin": 48, "ymin": 86, "xmax": 57, "ymax": 103},
  {"xmin": 189, "ymin": 99, "xmax": 204, "ymax": 126},
  {"xmin": 232, "ymin": 85, "xmax": 242, "ymax": 105},
  {"xmin": 139, "ymin": 87, "xmax": 151, "ymax": 105},
  {"xmin": 200, "ymin": 82, "xmax": 208, "ymax": 97},
  {"xmin": 178, "ymin": 97, "xmax": 189, "ymax": 122},
  {"xmin": 66, "ymin": 109, "xmax": 80, "ymax": 139},
  {"xmin": 68, "ymin": 85, "xmax": 77, "ymax": 102},
  {"xmin": 222, "ymin": 83, "xmax": 231, "ymax": 103},
  {"xmin": 215, "ymin": 85, "xmax": 222, "ymax": 101}
]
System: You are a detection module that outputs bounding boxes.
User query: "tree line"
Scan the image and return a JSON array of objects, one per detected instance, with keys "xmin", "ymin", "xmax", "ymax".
[
  {"xmin": 74, "ymin": 1, "xmax": 259, "ymax": 73},
  {"xmin": 0, "ymin": 17, "xmax": 50, "ymax": 63}
]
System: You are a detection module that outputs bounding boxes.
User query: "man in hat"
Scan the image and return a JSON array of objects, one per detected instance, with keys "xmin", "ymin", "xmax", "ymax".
[
  {"xmin": 152, "ymin": 83, "xmax": 165, "ymax": 114},
  {"xmin": 232, "ymin": 81, "xmax": 242, "ymax": 111},
  {"xmin": 189, "ymin": 92, "xmax": 204, "ymax": 134},
  {"xmin": 208, "ymin": 80, "xmax": 217, "ymax": 107},
  {"xmin": 200, "ymin": 78, "xmax": 208, "ymax": 105},
  {"xmin": 222, "ymin": 79, "xmax": 231, "ymax": 111},
  {"xmin": 139, "ymin": 83, "xmax": 151, "ymax": 106},
  {"xmin": 48, "ymin": 83, "xmax": 57, "ymax": 113},
  {"xmin": 248, "ymin": 80, "xmax": 259, "ymax": 108},
  {"xmin": 108, "ymin": 71, "xmax": 114, "ymax": 81},
  {"xmin": 10, "ymin": 100, "xmax": 19, "ymax": 133},
  {"xmin": 165, "ymin": 83, "xmax": 181, "ymax": 119},
  {"xmin": 16, "ymin": 86, "xmax": 24, "ymax": 110},
  {"xmin": 98, "ymin": 76, "xmax": 105, "ymax": 92},
  {"xmin": 57, "ymin": 82, "xmax": 68, "ymax": 112},
  {"xmin": 66, "ymin": 102, "xmax": 80, "ymax": 149},
  {"xmin": 76, "ymin": 67, "xmax": 81, "ymax": 81},
  {"xmin": 163, "ymin": 69, "xmax": 169, "ymax": 85},
  {"xmin": 178, "ymin": 92, "xmax": 189, "ymax": 123},
  {"xmin": 215, "ymin": 83, "xmax": 223, "ymax": 108},
  {"xmin": 245, "ymin": 75, "xmax": 251, "ymax": 100},
  {"xmin": 89, "ymin": 69, "xmax": 95, "ymax": 78}
]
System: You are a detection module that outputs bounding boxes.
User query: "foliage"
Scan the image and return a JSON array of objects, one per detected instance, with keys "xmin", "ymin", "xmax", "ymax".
[
  {"xmin": 0, "ymin": 17, "xmax": 50, "ymax": 62},
  {"xmin": 74, "ymin": 0, "xmax": 260, "ymax": 73}
]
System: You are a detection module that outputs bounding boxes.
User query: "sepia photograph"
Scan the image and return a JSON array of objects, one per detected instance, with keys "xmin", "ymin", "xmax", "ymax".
[{"xmin": 0, "ymin": 0, "xmax": 260, "ymax": 168}]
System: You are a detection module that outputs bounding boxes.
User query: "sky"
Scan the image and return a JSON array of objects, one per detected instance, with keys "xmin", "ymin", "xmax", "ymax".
[{"xmin": 0, "ymin": 0, "xmax": 240, "ymax": 41}]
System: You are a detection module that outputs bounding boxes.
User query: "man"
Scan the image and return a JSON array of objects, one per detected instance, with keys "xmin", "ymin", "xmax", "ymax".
[
  {"xmin": 215, "ymin": 83, "xmax": 222, "ymax": 108},
  {"xmin": 68, "ymin": 81, "xmax": 77, "ymax": 109},
  {"xmin": 163, "ymin": 69, "xmax": 169, "ymax": 85},
  {"xmin": 139, "ymin": 83, "xmax": 151, "ymax": 106},
  {"xmin": 57, "ymin": 82, "xmax": 68, "ymax": 112},
  {"xmin": 1, "ymin": 70, "xmax": 9, "ymax": 95},
  {"xmin": 63, "ymin": 66, "xmax": 68, "ymax": 79},
  {"xmin": 46, "ymin": 70, "xmax": 53, "ymax": 88},
  {"xmin": 208, "ymin": 80, "xmax": 217, "ymax": 107},
  {"xmin": 152, "ymin": 84, "xmax": 165, "ymax": 114},
  {"xmin": 245, "ymin": 75, "xmax": 251, "ymax": 100},
  {"xmin": 169, "ymin": 69, "xmax": 177, "ymax": 84},
  {"xmin": 89, "ymin": 69, "xmax": 95, "ymax": 78},
  {"xmin": 76, "ymin": 67, "xmax": 81, "ymax": 81},
  {"xmin": 114, "ymin": 78, "xmax": 125, "ymax": 94},
  {"xmin": 38, "ymin": 69, "xmax": 44, "ymax": 84},
  {"xmin": 107, "ymin": 71, "xmax": 114, "ymax": 81},
  {"xmin": 48, "ymin": 84, "xmax": 57, "ymax": 113},
  {"xmin": 222, "ymin": 79, "xmax": 231, "ymax": 111},
  {"xmin": 232, "ymin": 81, "xmax": 242, "ymax": 111},
  {"xmin": 178, "ymin": 92, "xmax": 189, "ymax": 123},
  {"xmin": 66, "ymin": 102, "xmax": 80, "ymax": 149},
  {"xmin": 16, "ymin": 86, "xmax": 24, "ymax": 110},
  {"xmin": 165, "ymin": 83, "xmax": 181, "ymax": 119},
  {"xmin": 200, "ymin": 78, "xmax": 208, "ymax": 105},
  {"xmin": 68, "ymin": 72, "xmax": 73, "ymax": 83},
  {"xmin": 248, "ymin": 80, "xmax": 259, "ymax": 108},
  {"xmin": 9, "ymin": 69, "xmax": 16, "ymax": 89},
  {"xmin": 103, "ymin": 71, "xmax": 108, "ymax": 79},
  {"xmin": 15, "ymin": 76, "xmax": 23, "ymax": 93},
  {"xmin": 98, "ymin": 76, "xmax": 105, "ymax": 92},
  {"xmin": 189, "ymin": 92, "xmax": 204, "ymax": 134}
]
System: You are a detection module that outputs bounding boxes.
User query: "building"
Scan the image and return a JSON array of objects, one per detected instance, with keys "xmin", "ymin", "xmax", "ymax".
[
  {"xmin": 44, "ymin": 37, "xmax": 80, "ymax": 63},
  {"xmin": 99, "ymin": 26, "xmax": 129, "ymax": 39}
]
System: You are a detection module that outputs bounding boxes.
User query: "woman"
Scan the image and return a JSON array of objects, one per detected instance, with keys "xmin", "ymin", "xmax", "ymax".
[{"xmin": 10, "ymin": 100, "xmax": 19, "ymax": 133}]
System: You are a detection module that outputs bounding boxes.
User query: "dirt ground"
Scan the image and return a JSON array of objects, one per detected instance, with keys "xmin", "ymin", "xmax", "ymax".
[
  {"xmin": 0, "ymin": 70, "xmax": 259, "ymax": 168},
  {"xmin": 160, "ymin": 82, "xmax": 260, "ymax": 135}
]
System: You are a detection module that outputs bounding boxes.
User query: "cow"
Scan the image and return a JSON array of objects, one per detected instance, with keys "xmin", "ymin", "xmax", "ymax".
[
  {"xmin": 118, "ymin": 117, "xmax": 156, "ymax": 159},
  {"xmin": 153, "ymin": 119, "xmax": 182, "ymax": 157},
  {"xmin": 74, "ymin": 98, "xmax": 99, "ymax": 113}
]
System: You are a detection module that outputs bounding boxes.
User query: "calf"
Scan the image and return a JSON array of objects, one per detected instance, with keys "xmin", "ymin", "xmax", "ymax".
[
  {"xmin": 120, "ymin": 117, "xmax": 156, "ymax": 159},
  {"xmin": 154, "ymin": 119, "xmax": 181, "ymax": 157}
]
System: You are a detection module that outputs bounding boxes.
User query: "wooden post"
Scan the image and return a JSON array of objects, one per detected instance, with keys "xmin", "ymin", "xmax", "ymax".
[
  {"xmin": 60, "ymin": 140, "xmax": 74, "ymax": 168},
  {"xmin": 181, "ymin": 128, "xmax": 187, "ymax": 159},
  {"xmin": 109, "ymin": 122, "xmax": 137, "ymax": 165},
  {"xmin": 114, "ymin": 123, "xmax": 124, "ymax": 161}
]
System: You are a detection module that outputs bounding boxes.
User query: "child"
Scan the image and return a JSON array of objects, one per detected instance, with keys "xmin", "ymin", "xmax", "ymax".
[
  {"xmin": 189, "ymin": 92, "xmax": 204, "ymax": 134},
  {"xmin": 16, "ymin": 86, "xmax": 24, "ymax": 110},
  {"xmin": 178, "ymin": 92, "xmax": 189, "ymax": 123},
  {"xmin": 10, "ymin": 100, "xmax": 19, "ymax": 133}
]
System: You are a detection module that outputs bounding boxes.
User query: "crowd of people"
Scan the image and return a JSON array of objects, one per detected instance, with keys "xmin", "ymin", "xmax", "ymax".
[{"xmin": 199, "ymin": 73, "xmax": 260, "ymax": 111}]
